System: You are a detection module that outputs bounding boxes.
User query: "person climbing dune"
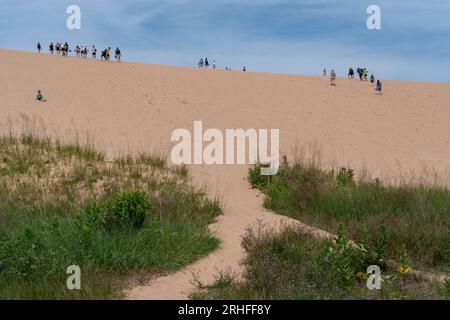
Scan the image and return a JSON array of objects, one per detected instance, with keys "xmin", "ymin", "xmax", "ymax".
[{"xmin": 330, "ymin": 69, "xmax": 337, "ymax": 86}]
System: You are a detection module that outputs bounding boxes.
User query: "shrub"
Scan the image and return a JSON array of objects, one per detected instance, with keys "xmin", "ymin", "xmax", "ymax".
[
  {"xmin": 248, "ymin": 163, "xmax": 272, "ymax": 189},
  {"xmin": 356, "ymin": 220, "xmax": 388, "ymax": 269},
  {"xmin": 110, "ymin": 190, "xmax": 151, "ymax": 229},
  {"xmin": 82, "ymin": 190, "xmax": 152, "ymax": 230},
  {"xmin": 336, "ymin": 167, "xmax": 355, "ymax": 186}
]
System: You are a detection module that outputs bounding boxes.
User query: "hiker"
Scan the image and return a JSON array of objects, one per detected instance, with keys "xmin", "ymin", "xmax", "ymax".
[
  {"xmin": 243, "ymin": 66, "xmax": 247, "ymax": 72},
  {"xmin": 92, "ymin": 46, "xmax": 97, "ymax": 59},
  {"xmin": 56, "ymin": 43, "xmax": 60, "ymax": 55},
  {"xmin": 75, "ymin": 45, "xmax": 80, "ymax": 57},
  {"xmin": 323, "ymin": 68, "xmax": 327, "ymax": 77},
  {"xmin": 358, "ymin": 68, "xmax": 363, "ymax": 81},
  {"xmin": 213, "ymin": 60, "xmax": 216, "ymax": 69},
  {"xmin": 36, "ymin": 90, "xmax": 46, "ymax": 102},
  {"xmin": 198, "ymin": 58, "xmax": 204, "ymax": 68},
  {"xmin": 330, "ymin": 69, "xmax": 337, "ymax": 86},
  {"xmin": 363, "ymin": 68, "xmax": 368, "ymax": 81},
  {"xmin": 348, "ymin": 68, "xmax": 354, "ymax": 79},
  {"xmin": 49, "ymin": 43, "xmax": 54, "ymax": 55},
  {"xmin": 37, "ymin": 42, "xmax": 41, "ymax": 53},
  {"xmin": 63, "ymin": 42, "xmax": 69, "ymax": 56},
  {"xmin": 106, "ymin": 47, "xmax": 111, "ymax": 61},
  {"xmin": 83, "ymin": 47, "xmax": 88, "ymax": 58},
  {"xmin": 375, "ymin": 80, "xmax": 382, "ymax": 95},
  {"xmin": 115, "ymin": 47, "xmax": 121, "ymax": 62},
  {"xmin": 101, "ymin": 50, "xmax": 106, "ymax": 61},
  {"xmin": 370, "ymin": 74, "xmax": 375, "ymax": 84},
  {"xmin": 205, "ymin": 58, "xmax": 209, "ymax": 69}
]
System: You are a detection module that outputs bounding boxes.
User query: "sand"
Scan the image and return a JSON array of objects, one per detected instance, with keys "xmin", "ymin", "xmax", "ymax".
[{"xmin": 1, "ymin": 48, "xmax": 449, "ymax": 299}]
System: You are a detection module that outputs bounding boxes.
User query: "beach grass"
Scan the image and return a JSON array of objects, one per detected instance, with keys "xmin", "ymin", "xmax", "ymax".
[
  {"xmin": 193, "ymin": 225, "xmax": 449, "ymax": 300},
  {"xmin": 192, "ymin": 156, "xmax": 449, "ymax": 300},
  {"xmin": 248, "ymin": 159, "xmax": 450, "ymax": 273},
  {"xmin": 0, "ymin": 133, "xmax": 221, "ymax": 299}
]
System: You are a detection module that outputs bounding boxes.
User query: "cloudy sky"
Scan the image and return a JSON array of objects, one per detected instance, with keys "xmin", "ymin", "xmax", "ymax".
[{"xmin": 1, "ymin": 0, "xmax": 449, "ymax": 82}]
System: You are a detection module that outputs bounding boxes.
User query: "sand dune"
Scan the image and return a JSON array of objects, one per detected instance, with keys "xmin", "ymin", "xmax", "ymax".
[{"xmin": 1, "ymin": 48, "xmax": 449, "ymax": 299}]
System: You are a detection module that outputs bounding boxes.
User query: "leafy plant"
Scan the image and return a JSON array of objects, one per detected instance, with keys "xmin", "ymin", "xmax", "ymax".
[
  {"xmin": 110, "ymin": 190, "xmax": 151, "ymax": 229},
  {"xmin": 336, "ymin": 167, "xmax": 355, "ymax": 186},
  {"xmin": 248, "ymin": 163, "xmax": 272, "ymax": 189}
]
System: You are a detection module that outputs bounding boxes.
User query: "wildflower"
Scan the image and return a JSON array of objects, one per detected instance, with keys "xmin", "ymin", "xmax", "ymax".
[
  {"xmin": 356, "ymin": 271, "xmax": 366, "ymax": 285},
  {"xmin": 398, "ymin": 266, "xmax": 409, "ymax": 274}
]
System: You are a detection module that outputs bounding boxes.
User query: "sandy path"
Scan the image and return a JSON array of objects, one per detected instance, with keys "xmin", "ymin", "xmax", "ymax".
[
  {"xmin": 1, "ymin": 49, "xmax": 449, "ymax": 299},
  {"xmin": 125, "ymin": 165, "xmax": 334, "ymax": 300}
]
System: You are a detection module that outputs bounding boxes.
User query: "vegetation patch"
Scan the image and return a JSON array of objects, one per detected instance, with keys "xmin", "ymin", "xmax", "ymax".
[
  {"xmin": 194, "ymin": 156, "xmax": 449, "ymax": 300},
  {"xmin": 0, "ymin": 134, "xmax": 221, "ymax": 299},
  {"xmin": 248, "ymin": 158, "xmax": 450, "ymax": 273},
  {"xmin": 193, "ymin": 225, "xmax": 449, "ymax": 300}
]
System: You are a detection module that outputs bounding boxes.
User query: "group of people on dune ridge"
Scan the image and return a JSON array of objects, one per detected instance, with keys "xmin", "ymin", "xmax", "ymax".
[
  {"xmin": 198, "ymin": 57, "xmax": 247, "ymax": 72},
  {"xmin": 37, "ymin": 42, "xmax": 122, "ymax": 63},
  {"xmin": 325, "ymin": 66, "xmax": 382, "ymax": 95}
]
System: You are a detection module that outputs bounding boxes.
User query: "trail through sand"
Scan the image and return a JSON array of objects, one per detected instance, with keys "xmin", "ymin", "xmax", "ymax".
[
  {"xmin": 125, "ymin": 165, "xmax": 335, "ymax": 300},
  {"xmin": 1, "ymin": 49, "xmax": 449, "ymax": 299}
]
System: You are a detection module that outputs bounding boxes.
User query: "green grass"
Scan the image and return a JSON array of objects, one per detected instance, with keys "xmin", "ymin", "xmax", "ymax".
[
  {"xmin": 192, "ymin": 158, "xmax": 450, "ymax": 300},
  {"xmin": 0, "ymin": 134, "xmax": 221, "ymax": 299},
  {"xmin": 193, "ymin": 226, "xmax": 449, "ymax": 300},
  {"xmin": 248, "ymin": 160, "xmax": 450, "ymax": 273}
]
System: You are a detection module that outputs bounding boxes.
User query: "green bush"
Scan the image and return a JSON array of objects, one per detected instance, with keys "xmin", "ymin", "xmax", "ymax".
[
  {"xmin": 248, "ymin": 163, "xmax": 272, "ymax": 189},
  {"xmin": 84, "ymin": 190, "xmax": 151, "ymax": 230},
  {"xmin": 111, "ymin": 190, "xmax": 151, "ymax": 229},
  {"xmin": 336, "ymin": 167, "xmax": 355, "ymax": 186}
]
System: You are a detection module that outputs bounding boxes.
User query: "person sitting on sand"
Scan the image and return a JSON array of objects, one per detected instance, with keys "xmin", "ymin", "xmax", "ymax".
[
  {"xmin": 375, "ymin": 80, "xmax": 382, "ymax": 95},
  {"xmin": 330, "ymin": 69, "xmax": 337, "ymax": 86},
  {"xmin": 36, "ymin": 90, "xmax": 46, "ymax": 102}
]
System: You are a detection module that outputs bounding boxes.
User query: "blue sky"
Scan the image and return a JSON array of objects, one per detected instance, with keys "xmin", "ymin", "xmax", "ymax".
[{"xmin": 1, "ymin": 0, "xmax": 449, "ymax": 82}]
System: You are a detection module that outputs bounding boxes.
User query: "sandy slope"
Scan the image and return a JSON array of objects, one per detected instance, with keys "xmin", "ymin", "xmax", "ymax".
[{"xmin": 1, "ymin": 49, "xmax": 449, "ymax": 299}]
